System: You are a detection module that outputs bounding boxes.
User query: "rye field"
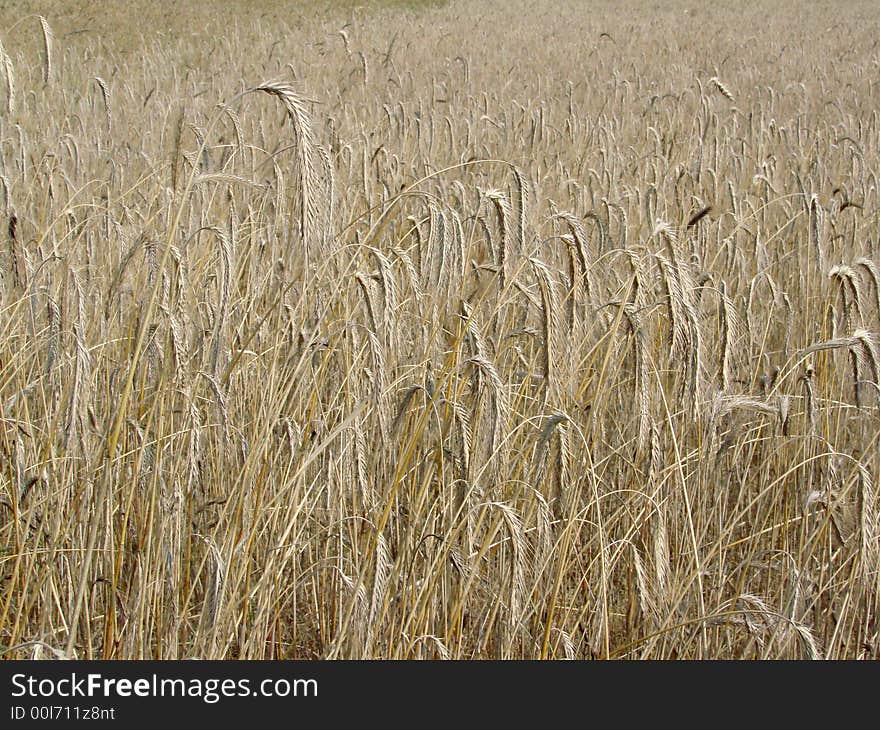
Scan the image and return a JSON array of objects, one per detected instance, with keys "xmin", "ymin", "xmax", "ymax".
[{"xmin": 0, "ymin": 0, "xmax": 878, "ymax": 659}]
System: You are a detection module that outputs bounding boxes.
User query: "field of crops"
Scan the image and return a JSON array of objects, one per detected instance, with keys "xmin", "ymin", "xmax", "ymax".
[{"xmin": 1, "ymin": 0, "xmax": 878, "ymax": 659}]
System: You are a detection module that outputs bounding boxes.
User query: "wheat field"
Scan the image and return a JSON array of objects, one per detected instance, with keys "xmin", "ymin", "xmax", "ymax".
[{"xmin": 0, "ymin": 0, "xmax": 878, "ymax": 659}]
